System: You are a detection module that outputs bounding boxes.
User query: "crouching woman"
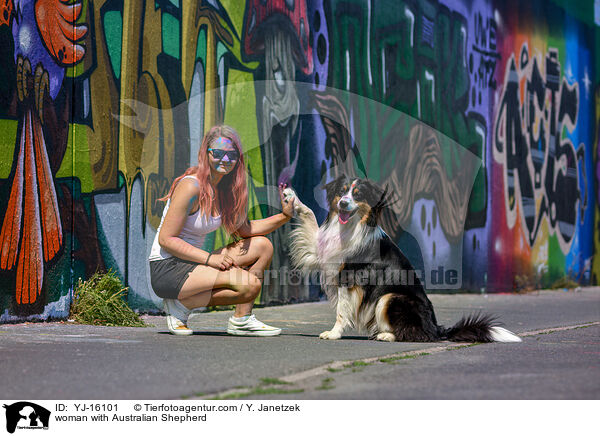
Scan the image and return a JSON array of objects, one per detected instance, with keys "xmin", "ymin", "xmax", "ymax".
[{"xmin": 148, "ymin": 125, "xmax": 294, "ymax": 335}]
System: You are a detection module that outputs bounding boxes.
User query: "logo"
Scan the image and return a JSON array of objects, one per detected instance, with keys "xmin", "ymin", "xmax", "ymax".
[{"xmin": 3, "ymin": 402, "xmax": 50, "ymax": 433}]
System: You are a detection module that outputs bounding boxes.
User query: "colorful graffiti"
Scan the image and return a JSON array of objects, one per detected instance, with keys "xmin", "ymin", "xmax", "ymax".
[
  {"xmin": 0, "ymin": 0, "xmax": 87, "ymax": 310},
  {"xmin": 494, "ymin": 46, "xmax": 586, "ymax": 252},
  {"xmin": 488, "ymin": 1, "xmax": 595, "ymax": 290},
  {"xmin": 0, "ymin": 0, "xmax": 597, "ymax": 321}
]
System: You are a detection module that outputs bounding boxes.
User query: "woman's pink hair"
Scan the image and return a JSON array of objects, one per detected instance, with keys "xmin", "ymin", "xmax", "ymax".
[{"xmin": 160, "ymin": 125, "xmax": 248, "ymax": 235}]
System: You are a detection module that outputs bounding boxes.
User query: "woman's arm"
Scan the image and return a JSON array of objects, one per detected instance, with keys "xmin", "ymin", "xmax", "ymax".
[
  {"xmin": 237, "ymin": 213, "xmax": 291, "ymax": 238},
  {"xmin": 157, "ymin": 178, "xmax": 211, "ymax": 263},
  {"xmin": 237, "ymin": 183, "xmax": 294, "ymax": 238}
]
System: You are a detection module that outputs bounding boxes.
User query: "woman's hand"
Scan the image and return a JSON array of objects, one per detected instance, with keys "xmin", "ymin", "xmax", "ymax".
[
  {"xmin": 279, "ymin": 183, "xmax": 295, "ymax": 218},
  {"xmin": 207, "ymin": 253, "xmax": 238, "ymax": 270},
  {"xmin": 235, "ymin": 185, "xmax": 297, "ymax": 238}
]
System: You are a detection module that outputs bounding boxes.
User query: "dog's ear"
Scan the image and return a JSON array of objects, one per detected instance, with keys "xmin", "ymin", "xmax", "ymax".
[
  {"xmin": 362, "ymin": 180, "xmax": 394, "ymax": 227},
  {"xmin": 324, "ymin": 175, "xmax": 348, "ymax": 205},
  {"xmin": 361, "ymin": 179, "xmax": 386, "ymax": 207},
  {"xmin": 377, "ymin": 184, "xmax": 394, "ymax": 210}
]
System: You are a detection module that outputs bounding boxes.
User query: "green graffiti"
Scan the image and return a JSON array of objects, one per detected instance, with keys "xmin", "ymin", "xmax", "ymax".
[
  {"xmin": 162, "ymin": 12, "xmax": 180, "ymax": 59},
  {"xmin": 103, "ymin": 10, "xmax": 123, "ymax": 80},
  {"xmin": 0, "ymin": 119, "xmax": 17, "ymax": 179},
  {"xmin": 196, "ymin": 26, "xmax": 207, "ymax": 63},
  {"xmin": 328, "ymin": 0, "xmax": 487, "ymax": 227},
  {"xmin": 56, "ymin": 124, "xmax": 94, "ymax": 193}
]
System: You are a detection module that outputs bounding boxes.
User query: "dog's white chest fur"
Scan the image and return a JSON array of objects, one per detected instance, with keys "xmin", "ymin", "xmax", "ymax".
[
  {"xmin": 316, "ymin": 219, "xmax": 384, "ymax": 304},
  {"xmin": 316, "ymin": 218, "xmax": 384, "ymax": 265},
  {"xmin": 316, "ymin": 220, "xmax": 344, "ymax": 264}
]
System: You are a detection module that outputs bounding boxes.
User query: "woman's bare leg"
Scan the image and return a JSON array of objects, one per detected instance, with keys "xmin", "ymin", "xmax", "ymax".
[
  {"xmin": 219, "ymin": 236, "xmax": 273, "ymax": 317},
  {"xmin": 177, "ymin": 236, "xmax": 274, "ymax": 317},
  {"xmin": 177, "ymin": 265, "xmax": 260, "ymax": 308}
]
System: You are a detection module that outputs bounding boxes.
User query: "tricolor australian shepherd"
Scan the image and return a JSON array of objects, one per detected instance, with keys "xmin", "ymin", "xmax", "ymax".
[{"xmin": 283, "ymin": 176, "xmax": 521, "ymax": 343}]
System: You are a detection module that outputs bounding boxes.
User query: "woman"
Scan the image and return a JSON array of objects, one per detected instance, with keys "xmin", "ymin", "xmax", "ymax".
[{"xmin": 148, "ymin": 125, "xmax": 294, "ymax": 335}]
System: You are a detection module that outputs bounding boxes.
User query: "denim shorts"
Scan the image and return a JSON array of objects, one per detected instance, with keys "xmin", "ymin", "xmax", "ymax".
[{"xmin": 149, "ymin": 257, "xmax": 199, "ymax": 299}]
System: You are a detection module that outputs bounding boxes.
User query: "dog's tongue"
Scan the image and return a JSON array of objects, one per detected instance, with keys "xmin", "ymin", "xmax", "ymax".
[{"xmin": 338, "ymin": 211, "xmax": 351, "ymax": 224}]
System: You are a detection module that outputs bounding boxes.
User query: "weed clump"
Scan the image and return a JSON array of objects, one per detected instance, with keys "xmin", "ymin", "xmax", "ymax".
[
  {"xmin": 70, "ymin": 270, "xmax": 146, "ymax": 327},
  {"xmin": 550, "ymin": 276, "xmax": 579, "ymax": 290}
]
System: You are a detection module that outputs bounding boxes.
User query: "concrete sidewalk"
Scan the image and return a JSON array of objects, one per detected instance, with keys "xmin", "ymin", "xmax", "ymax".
[{"xmin": 0, "ymin": 287, "xmax": 598, "ymax": 399}]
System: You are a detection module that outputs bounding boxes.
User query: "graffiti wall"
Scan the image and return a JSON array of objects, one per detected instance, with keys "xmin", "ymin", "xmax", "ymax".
[
  {"xmin": 491, "ymin": 2, "xmax": 594, "ymax": 290},
  {"xmin": 0, "ymin": 0, "xmax": 597, "ymax": 321}
]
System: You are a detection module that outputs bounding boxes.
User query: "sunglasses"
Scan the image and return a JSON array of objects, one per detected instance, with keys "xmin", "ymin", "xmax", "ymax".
[{"xmin": 208, "ymin": 148, "xmax": 240, "ymax": 161}]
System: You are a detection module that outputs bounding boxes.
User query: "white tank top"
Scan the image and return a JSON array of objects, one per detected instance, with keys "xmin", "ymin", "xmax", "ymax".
[{"xmin": 149, "ymin": 176, "xmax": 222, "ymax": 261}]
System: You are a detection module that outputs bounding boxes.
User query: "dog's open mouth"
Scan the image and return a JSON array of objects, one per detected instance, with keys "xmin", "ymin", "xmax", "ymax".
[{"xmin": 338, "ymin": 209, "xmax": 356, "ymax": 225}]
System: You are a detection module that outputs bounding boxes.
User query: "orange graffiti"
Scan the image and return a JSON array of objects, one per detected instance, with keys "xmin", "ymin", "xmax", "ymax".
[
  {"xmin": 0, "ymin": 0, "xmax": 13, "ymax": 27},
  {"xmin": 35, "ymin": 0, "xmax": 88, "ymax": 66}
]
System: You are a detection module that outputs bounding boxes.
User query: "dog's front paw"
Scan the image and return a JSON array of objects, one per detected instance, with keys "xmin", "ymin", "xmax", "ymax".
[
  {"xmin": 282, "ymin": 187, "xmax": 296, "ymax": 203},
  {"xmin": 375, "ymin": 332, "xmax": 396, "ymax": 342},
  {"xmin": 282, "ymin": 187, "xmax": 310, "ymax": 216},
  {"xmin": 319, "ymin": 330, "xmax": 342, "ymax": 340}
]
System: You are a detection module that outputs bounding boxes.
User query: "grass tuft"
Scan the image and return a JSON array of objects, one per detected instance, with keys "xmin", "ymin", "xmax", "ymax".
[
  {"xmin": 260, "ymin": 378, "xmax": 292, "ymax": 385},
  {"xmin": 316, "ymin": 377, "xmax": 335, "ymax": 391},
  {"xmin": 70, "ymin": 270, "xmax": 146, "ymax": 327},
  {"xmin": 379, "ymin": 352, "xmax": 430, "ymax": 363},
  {"xmin": 550, "ymin": 276, "xmax": 579, "ymax": 290},
  {"xmin": 451, "ymin": 343, "xmax": 481, "ymax": 349},
  {"xmin": 344, "ymin": 360, "xmax": 372, "ymax": 369}
]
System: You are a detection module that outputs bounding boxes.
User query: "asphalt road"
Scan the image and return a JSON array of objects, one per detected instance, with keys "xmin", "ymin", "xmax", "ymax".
[{"xmin": 0, "ymin": 287, "xmax": 598, "ymax": 400}]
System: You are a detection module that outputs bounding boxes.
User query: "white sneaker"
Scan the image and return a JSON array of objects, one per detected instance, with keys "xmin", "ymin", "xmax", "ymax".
[
  {"xmin": 163, "ymin": 299, "xmax": 192, "ymax": 336},
  {"xmin": 227, "ymin": 314, "xmax": 281, "ymax": 337},
  {"xmin": 165, "ymin": 315, "xmax": 193, "ymax": 335}
]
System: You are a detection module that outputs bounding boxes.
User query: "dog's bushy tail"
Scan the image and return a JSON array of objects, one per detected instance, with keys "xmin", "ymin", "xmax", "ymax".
[{"xmin": 441, "ymin": 313, "xmax": 522, "ymax": 343}]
